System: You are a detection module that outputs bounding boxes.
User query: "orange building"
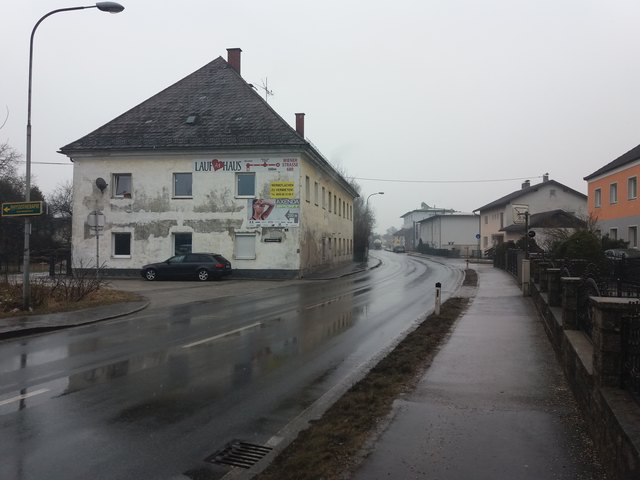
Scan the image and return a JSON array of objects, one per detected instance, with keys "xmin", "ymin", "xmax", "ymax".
[{"xmin": 584, "ymin": 144, "xmax": 640, "ymax": 247}]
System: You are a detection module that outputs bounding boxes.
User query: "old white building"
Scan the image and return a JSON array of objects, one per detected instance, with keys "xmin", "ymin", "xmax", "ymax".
[
  {"xmin": 474, "ymin": 176, "xmax": 587, "ymax": 254},
  {"xmin": 59, "ymin": 49, "xmax": 357, "ymax": 278}
]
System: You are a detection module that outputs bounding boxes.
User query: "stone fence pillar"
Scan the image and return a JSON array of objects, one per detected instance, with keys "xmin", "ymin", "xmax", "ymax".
[
  {"xmin": 539, "ymin": 263, "xmax": 551, "ymax": 292},
  {"xmin": 547, "ymin": 268, "xmax": 562, "ymax": 306},
  {"xmin": 590, "ymin": 297, "xmax": 638, "ymax": 388},
  {"xmin": 561, "ymin": 277, "xmax": 581, "ymax": 330},
  {"xmin": 531, "ymin": 259, "xmax": 541, "ymax": 283}
]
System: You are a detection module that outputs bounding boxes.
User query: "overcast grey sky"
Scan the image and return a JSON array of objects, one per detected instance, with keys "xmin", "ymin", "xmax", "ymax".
[{"xmin": 3, "ymin": 0, "xmax": 640, "ymax": 233}]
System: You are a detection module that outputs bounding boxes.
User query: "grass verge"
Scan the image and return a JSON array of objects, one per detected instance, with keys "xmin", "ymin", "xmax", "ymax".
[
  {"xmin": 0, "ymin": 284, "xmax": 144, "ymax": 318},
  {"xmin": 254, "ymin": 270, "xmax": 477, "ymax": 480}
]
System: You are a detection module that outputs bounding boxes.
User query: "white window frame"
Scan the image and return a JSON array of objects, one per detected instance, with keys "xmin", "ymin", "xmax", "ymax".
[
  {"xmin": 629, "ymin": 226, "xmax": 638, "ymax": 248},
  {"xmin": 305, "ymin": 176, "xmax": 310, "ymax": 203},
  {"xmin": 113, "ymin": 173, "xmax": 132, "ymax": 198},
  {"xmin": 235, "ymin": 233, "xmax": 256, "ymax": 260},
  {"xmin": 173, "ymin": 232, "xmax": 192, "ymax": 255},
  {"xmin": 112, "ymin": 232, "xmax": 132, "ymax": 258},
  {"xmin": 236, "ymin": 172, "xmax": 255, "ymax": 198},
  {"xmin": 173, "ymin": 172, "xmax": 193, "ymax": 198},
  {"xmin": 610, "ymin": 183, "xmax": 618, "ymax": 204},
  {"xmin": 628, "ymin": 176, "xmax": 638, "ymax": 200},
  {"xmin": 610, "ymin": 228, "xmax": 618, "ymax": 241},
  {"xmin": 594, "ymin": 188, "xmax": 602, "ymax": 208},
  {"xmin": 322, "ymin": 186, "xmax": 326, "ymax": 209}
]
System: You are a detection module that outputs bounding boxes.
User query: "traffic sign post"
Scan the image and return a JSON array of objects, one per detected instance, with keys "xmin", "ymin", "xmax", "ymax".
[
  {"xmin": 88, "ymin": 211, "xmax": 105, "ymax": 278},
  {"xmin": 1, "ymin": 201, "xmax": 43, "ymax": 217}
]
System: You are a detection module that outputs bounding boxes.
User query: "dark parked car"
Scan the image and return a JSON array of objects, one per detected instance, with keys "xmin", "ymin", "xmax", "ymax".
[
  {"xmin": 392, "ymin": 245, "xmax": 406, "ymax": 253},
  {"xmin": 604, "ymin": 248, "xmax": 640, "ymax": 260},
  {"xmin": 141, "ymin": 253, "xmax": 232, "ymax": 281}
]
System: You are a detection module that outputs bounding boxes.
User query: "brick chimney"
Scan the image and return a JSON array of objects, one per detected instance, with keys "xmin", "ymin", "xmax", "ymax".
[
  {"xmin": 522, "ymin": 180, "xmax": 531, "ymax": 189},
  {"xmin": 226, "ymin": 48, "xmax": 242, "ymax": 75},
  {"xmin": 295, "ymin": 113, "xmax": 305, "ymax": 137},
  {"xmin": 543, "ymin": 173, "xmax": 549, "ymax": 182}
]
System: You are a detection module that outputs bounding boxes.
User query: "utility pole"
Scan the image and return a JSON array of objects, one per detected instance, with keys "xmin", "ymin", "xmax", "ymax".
[{"xmin": 524, "ymin": 211, "xmax": 530, "ymax": 259}]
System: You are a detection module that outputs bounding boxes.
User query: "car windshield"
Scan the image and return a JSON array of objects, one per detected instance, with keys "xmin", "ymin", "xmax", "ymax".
[{"xmin": 166, "ymin": 255, "xmax": 186, "ymax": 264}]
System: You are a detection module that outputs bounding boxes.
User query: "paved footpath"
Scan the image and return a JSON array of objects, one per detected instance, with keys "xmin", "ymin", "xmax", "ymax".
[{"xmin": 353, "ymin": 264, "xmax": 605, "ymax": 480}]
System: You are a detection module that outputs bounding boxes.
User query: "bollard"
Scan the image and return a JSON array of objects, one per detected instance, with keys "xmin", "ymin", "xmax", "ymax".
[{"xmin": 435, "ymin": 282, "xmax": 441, "ymax": 315}]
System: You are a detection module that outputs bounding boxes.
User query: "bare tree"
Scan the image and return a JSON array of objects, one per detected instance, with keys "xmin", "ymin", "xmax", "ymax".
[
  {"xmin": 45, "ymin": 181, "xmax": 73, "ymax": 247},
  {"xmin": 0, "ymin": 141, "xmax": 20, "ymax": 180},
  {"xmin": 47, "ymin": 180, "xmax": 73, "ymax": 218},
  {"xmin": 539, "ymin": 212, "xmax": 600, "ymax": 252}
]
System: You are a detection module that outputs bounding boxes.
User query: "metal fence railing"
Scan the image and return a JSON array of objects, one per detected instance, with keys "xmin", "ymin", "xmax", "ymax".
[
  {"xmin": 622, "ymin": 302, "xmax": 640, "ymax": 405},
  {"xmin": 0, "ymin": 251, "xmax": 72, "ymax": 280}
]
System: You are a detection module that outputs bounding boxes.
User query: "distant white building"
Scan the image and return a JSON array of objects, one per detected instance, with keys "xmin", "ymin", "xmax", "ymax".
[
  {"xmin": 400, "ymin": 203, "xmax": 455, "ymax": 250},
  {"xmin": 417, "ymin": 213, "xmax": 479, "ymax": 257}
]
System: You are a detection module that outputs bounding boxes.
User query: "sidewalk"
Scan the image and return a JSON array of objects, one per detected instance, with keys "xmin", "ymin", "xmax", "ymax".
[
  {"xmin": 0, "ymin": 257, "xmax": 380, "ymax": 339},
  {"xmin": 353, "ymin": 264, "xmax": 604, "ymax": 480}
]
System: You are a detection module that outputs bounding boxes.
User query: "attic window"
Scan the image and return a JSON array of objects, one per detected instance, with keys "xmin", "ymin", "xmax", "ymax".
[{"xmin": 186, "ymin": 115, "xmax": 197, "ymax": 125}]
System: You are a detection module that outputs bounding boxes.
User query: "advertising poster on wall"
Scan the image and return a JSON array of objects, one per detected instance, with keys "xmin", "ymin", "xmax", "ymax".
[{"xmin": 248, "ymin": 198, "xmax": 300, "ymax": 227}]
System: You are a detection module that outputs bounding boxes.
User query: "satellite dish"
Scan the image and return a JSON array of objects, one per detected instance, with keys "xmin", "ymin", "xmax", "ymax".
[{"xmin": 95, "ymin": 177, "xmax": 108, "ymax": 192}]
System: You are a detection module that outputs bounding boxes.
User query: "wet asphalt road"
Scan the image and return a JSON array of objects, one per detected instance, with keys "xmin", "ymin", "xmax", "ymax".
[{"xmin": 0, "ymin": 252, "xmax": 463, "ymax": 480}]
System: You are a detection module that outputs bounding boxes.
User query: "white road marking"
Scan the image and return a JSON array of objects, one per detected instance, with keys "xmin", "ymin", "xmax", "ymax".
[
  {"xmin": 0, "ymin": 388, "xmax": 50, "ymax": 407},
  {"xmin": 304, "ymin": 295, "xmax": 345, "ymax": 310},
  {"xmin": 182, "ymin": 322, "xmax": 262, "ymax": 348}
]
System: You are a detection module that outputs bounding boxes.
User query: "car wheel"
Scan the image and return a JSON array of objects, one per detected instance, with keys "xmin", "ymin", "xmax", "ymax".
[
  {"xmin": 197, "ymin": 269, "xmax": 209, "ymax": 281},
  {"xmin": 144, "ymin": 268, "xmax": 157, "ymax": 281}
]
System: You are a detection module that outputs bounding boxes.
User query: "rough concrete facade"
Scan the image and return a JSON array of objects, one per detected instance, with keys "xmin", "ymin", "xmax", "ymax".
[{"xmin": 71, "ymin": 151, "xmax": 353, "ymax": 277}]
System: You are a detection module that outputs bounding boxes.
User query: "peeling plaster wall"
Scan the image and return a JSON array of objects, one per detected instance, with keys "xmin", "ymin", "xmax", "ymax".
[
  {"xmin": 71, "ymin": 153, "xmax": 304, "ymax": 271},
  {"xmin": 298, "ymin": 154, "xmax": 355, "ymax": 271}
]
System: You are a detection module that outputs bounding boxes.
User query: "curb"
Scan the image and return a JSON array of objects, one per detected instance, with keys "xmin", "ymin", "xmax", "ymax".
[{"xmin": 0, "ymin": 300, "xmax": 150, "ymax": 340}]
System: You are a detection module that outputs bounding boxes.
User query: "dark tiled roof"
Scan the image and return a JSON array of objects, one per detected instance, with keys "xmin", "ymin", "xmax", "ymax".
[
  {"xmin": 501, "ymin": 209, "xmax": 586, "ymax": 232},
  {"xmin": 59, "ymin": 57, "xmax": 306, "ymax": 153},
  {"xmin": 584, "ymin": 143, "xmax": 640, "ymax": 180},
  {"xmin": 474, "ymin": 180, "xmax": 586, "ymax": 212}
]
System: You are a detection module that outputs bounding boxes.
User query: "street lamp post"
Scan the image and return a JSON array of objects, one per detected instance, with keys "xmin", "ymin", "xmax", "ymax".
[
  {"xmin": 23, "ymin": 2, "xmax": 124, "ymax": 309},
  {"xmin": 366, "ymin": 191, "xmax": 385, "ymax": 208},
  {"xmin": 365, "ymin": 192, "xmax": 384, "ymax": 260}
]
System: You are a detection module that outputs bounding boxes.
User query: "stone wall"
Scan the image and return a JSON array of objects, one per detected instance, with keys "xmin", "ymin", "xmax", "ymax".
[{"xmin": 529, "ymin": 265, "xmax": 640, "ymax": 480}]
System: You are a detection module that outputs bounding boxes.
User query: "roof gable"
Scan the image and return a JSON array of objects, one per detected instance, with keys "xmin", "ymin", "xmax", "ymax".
[
  {"xmin": 474, "ymin": 180, "xmax": 586, "ymax": 212},
  {"xmin": 584, "ymin": 143, "xmax": 640, "ymax": 181},
  {"xmin": 59, "ymin": 57, "xmax": 306, "ymax": 153}
]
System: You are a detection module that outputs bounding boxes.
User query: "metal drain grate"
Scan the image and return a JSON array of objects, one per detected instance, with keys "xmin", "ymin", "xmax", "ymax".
[{"xmin": 205, "ymin": 440, "xmax": 273, "ymax": 469}]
